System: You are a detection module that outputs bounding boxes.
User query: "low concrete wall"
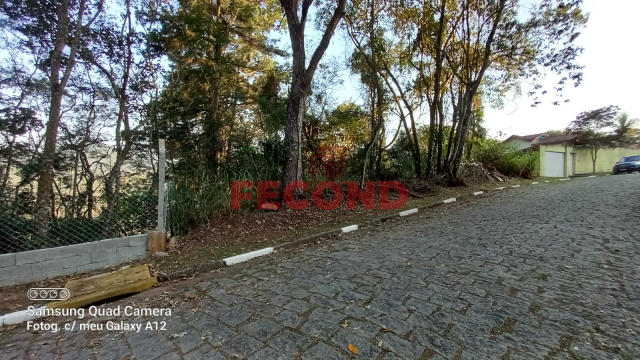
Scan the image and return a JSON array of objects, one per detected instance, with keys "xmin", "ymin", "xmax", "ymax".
[
  {"xmin": 574, "ymin": 147, "xmax": 640, "ymax": 174},
  {"xmin": 540, "ymin": 145, "xmax": 640, "ymax": 176},
  {"xmin": 0, "ymin": 234, "xmax": 148, "ymax": 287}
]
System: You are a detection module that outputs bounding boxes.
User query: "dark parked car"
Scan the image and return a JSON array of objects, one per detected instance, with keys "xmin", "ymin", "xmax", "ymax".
[{"xmin": 612, "ymin": 155, "xmax": 640, "ymax": 174}]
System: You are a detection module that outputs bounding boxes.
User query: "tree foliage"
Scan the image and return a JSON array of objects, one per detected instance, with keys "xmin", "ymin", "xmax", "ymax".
[
  {"xmin": 566, "ymin": 105, "xmax": 620, "ymax": 173},
  {"xmin": 0, "ymin": 0, "xmax": 597, "ymax": 238}
]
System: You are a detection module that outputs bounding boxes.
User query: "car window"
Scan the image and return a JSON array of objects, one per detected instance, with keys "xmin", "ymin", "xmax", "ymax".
[{"xmin": 622, "ymin": 156, "xmax": 640, "ymax": 162}]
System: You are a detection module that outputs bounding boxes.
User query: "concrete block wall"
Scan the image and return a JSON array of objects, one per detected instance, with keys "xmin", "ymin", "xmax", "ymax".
[{"xmin": 0, "ymin": 234, "xmax": 148, "ymax": 287}]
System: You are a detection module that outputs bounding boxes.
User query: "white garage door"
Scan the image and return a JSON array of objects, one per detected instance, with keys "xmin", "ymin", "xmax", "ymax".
[{"xmin": 544, "ymin": 151, "xmax": 565, "ymax": 177}]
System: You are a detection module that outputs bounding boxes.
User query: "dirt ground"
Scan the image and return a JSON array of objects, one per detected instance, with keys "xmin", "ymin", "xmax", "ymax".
[{"xmin": 0, "ymin": 173, "xmax": 535, "ymax": 316}]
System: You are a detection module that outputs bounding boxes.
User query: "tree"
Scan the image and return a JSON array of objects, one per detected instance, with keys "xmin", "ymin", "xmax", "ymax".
[
  {"xmin": 566, "ymin": 105, "xmax": 620, "ymax": 174},
  {"xmin": 56, "ymin": 67, "xmax": 111, "ymax": 219},
  {"xmin": 80, "ymin": 0, "xmax": 140, "ymax": 233},
  {"xmin": 395, "ymin": 0, "xmax": 456, "ymax": 179},
  {"xmin": 441, "ymin": 0, "xmax": 587, "ymax": 183},
  {"xmin": 614, "ymin": 112, "xmax": 638, "ymax": 140},
  {"xmin": 0, "ymin": 0, "xmax": 594, "ymax": 243},
  {"xmin": 0, "ymin": 34, "xmax": 46, "ymax": 193},
  {"xmin": 544, "ymin": 130, "xmax": 566, "ymax": 135},
  {"xmin": 345, "ymin": 0, "xmax": 587, "ymax": 183},
  {"xmin": 151, "ymin": 0, "xmax": 282, "ymax": 170},
  {"xmin": 345, "ymin": 0, "xmax": 390, "ymax": 182},
  {"xmin": 304, "ymin": 61, "xmax": 345, "ymax": 153},
  {"xmin": 1, "ymin": 0, "xmax": 105, "ymax": 229},
  {"xmin": 279, "ymin": 0, "xmax": 347, "ymax": 186}
]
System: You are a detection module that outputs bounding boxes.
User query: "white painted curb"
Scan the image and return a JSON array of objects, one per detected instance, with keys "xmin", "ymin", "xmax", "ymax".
[
  {"xmin": 532, "ymin": 182, "xmax": 539, "ymax": 185},
  {"xmin": 588, "ymin": 175, "xmax": 596, "ymax": 178},
  {"xmin": 559, "ymin": 178, "xmax": 570, "ymax": 181},
  {"xmin": 0, "ymin": 306, "xmax": 47, "ymax": 327},
  {"xmin": 473, "ymin": 191, "xmax": 483, "ymax": 196},
  {"xmin": 544, "ymin": 181, "xmax": 550, "ymax": 183},
  {"xmin": 496, "ymin": 187, "xmax": 506, "ymax": 190},
  {"xmin": 443, "ymin": 198, "xmax": 456, "ymax": 204},
  {"xmin": 511, "ymin": 185, "xmax": 520, "ymax": 188},
  {"xmin": 342, "ymin": 225, "xmax": 358, "ymax": 233},
  {"xmin": 399, "ymin": 208, "xmax": 418, "ymax": 217},
  {"xmin": 223, "ymin": 247, "xmax": 274, "ymax": 266}
]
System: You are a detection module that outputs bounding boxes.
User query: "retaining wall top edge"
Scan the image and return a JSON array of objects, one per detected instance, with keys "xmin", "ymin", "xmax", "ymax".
[{"xmin": 3, "ymin": 233, "xmax": 150, "ymax": 258}]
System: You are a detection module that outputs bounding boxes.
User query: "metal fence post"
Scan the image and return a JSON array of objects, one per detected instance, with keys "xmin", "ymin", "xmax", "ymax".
[
  {"xmin": 164, "ymin": 180, "xmax": 172, "ymax": 237},
  {"xmin": 157, "ymin": 139, "xmax": 166, "ymax": 231},
  {"xmin": 149, "ymin": 139, "xmax": 167, "ymax": 256}
]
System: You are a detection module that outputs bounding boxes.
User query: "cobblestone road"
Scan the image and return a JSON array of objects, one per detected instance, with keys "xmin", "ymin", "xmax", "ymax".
[{"xmin": 2, "ymin": 175, "xmax": 639, "ymax": 359}]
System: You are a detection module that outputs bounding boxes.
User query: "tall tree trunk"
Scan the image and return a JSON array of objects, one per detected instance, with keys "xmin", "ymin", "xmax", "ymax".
[
  {"xmin": 34, "ymin": 0, "xmax": 101, "ymax": 230},
  {"xmin": 361, "ymin": 81, "xmax": 384, "ymax": 185},
  {"xmin": 208, "ymin": 0, "xmax": 223, "ymax": 170},
  {"xmin": 448, "ymin": 91, "xmax": 473, "ymax": 183},
  {"xmin": 79, "ymin": 152, "xmax": 95, "ymax": 219},
  {"xmin": 384, "ymin": 68, "xmax": 422, "ymax": 177},
  {"xmin": 426, "ymin": 0, "xmax": 447, "ymax": 180},
  {"xmin": 375, "ymin": 122, "xmax": 385, "ymax": 178},
  {"xmin": 347, "ymin": 1, "xmax": 382, "ymax": 185},
  {"xmin": 85, "ymin": 174, "xmax": 95, "ymax": 219},
  {"xmin": 280, "ymin": 0, "xmax": 346, "ymax": 186},
  {"xmin": 53, "ymin": 178, "xmax": 70, "ymax": 217},
  {"xmin": 436, "ymin": 97, "xmax": 445, "ymax": 173},
  {"xmin": 88, "ymin": 0, "xmax": 133, "ymax": 236},
  {"xmin": 71, "ymin": 151, "xmax": 79, "ymax": 217},
  {"xmin": 226, "ymin": 79, "xmax": 240, "ymax": 160},
  {"xmin": 1, "ymin": 135, "xmax": 16, "ymax": 191},
  {"xmin": 283, "ymin": 85, "xmax": 306, "ymax": 185},
  {"xmin": 446, "ymin": 0, "xmax": 506, "ymax": 183},
  {"xmin": 361, "ymin": 86, "xmax": 375, "ymax": 184},
  {"xmin": 35, "ymin": 91, "xmax": 64, "ymax": 229},
  {"xmin": 444, "ymin": 87, "xmax": 462, "ymax": 170}
]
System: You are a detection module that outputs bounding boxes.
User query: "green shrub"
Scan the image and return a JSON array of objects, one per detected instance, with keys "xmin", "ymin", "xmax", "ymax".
[
  {"xmin": 472, "ymin": 139, "xmax": 539, "ymax": 178},
  {"xmin": 169, "ymin": 168, "xmax": 235, "ymax": 235},
  {"xmin": 0, "ymin": 212, "xmax": 36, "ymax": 253},
  {"xmin": 167, "ymin": 136, "xmax": 286, "ymax": 236},
  {"xmin": 48, "ymin": 217, "xmax": 105, "ymax": 245},
  {"xmin": 111, "ymin": 190, "xmax": 157, "ymax": 236}
]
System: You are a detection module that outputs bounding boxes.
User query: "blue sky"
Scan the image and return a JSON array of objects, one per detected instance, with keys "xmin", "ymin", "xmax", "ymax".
[{"xmin": 298, "ymin": 0, "xmax": 640, "ymax": 139}]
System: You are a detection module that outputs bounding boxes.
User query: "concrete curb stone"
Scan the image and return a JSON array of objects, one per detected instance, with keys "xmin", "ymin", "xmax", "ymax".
[{"xmin": 147, "ymin": 176, "xmax": 585, "ymax": 283}]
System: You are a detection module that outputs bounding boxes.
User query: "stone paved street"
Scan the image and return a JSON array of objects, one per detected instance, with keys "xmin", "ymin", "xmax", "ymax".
[{"xmin": 1, "ymin": 175, "xmax": 639, "ymax": 359}]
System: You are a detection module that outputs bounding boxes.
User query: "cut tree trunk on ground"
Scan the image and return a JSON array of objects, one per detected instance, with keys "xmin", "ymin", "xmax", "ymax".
[{"xmin": 47, "ymin": 264, "xmax": 156, "ymax": 309}]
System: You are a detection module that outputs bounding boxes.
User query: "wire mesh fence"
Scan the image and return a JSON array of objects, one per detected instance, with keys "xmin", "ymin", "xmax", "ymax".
[{"xmin": 0, "ymin": 159, "xmax": 163, "ymax": 255}]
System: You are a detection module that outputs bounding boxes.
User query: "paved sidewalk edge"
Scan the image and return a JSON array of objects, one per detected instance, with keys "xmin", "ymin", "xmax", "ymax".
[
  {"xmin": 162, "ymin": 175, "xmax": 603, "ymax": 281},
  {"xmin": 223, "ymin": 247, "xmax": 274, "ymax": 266},
  {"xmin": 2, "ymin": 175, "xmax": 600, "ymax": 328},
  {"xmin": 0, "ymin": 306, "xmax": 47, "ymax": 327}
]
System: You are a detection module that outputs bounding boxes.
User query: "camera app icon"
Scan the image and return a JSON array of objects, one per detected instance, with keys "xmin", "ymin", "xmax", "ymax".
[{"xmin": 27, "ymin": 288, "xmax": 70, "ymax": 301}]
